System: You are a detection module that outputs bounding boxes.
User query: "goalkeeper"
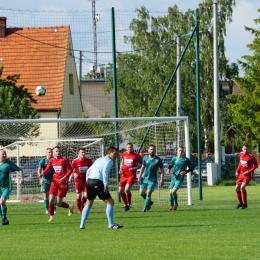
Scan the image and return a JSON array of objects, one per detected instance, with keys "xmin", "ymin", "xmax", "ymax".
[{"xmin": 166, "ymin": 146, "xmax": 193, "ymax": 210}]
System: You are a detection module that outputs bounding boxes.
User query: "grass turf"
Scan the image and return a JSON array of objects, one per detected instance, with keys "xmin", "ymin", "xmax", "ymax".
[{"xmin": 2, "ymin": 185, "xmax": 260, "ymax": 260}]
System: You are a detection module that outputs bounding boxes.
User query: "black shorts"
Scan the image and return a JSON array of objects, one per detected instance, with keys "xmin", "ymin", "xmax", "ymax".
[{"xmin": 86, "ymin": 179, "xmax": 112, "ymax": 201}]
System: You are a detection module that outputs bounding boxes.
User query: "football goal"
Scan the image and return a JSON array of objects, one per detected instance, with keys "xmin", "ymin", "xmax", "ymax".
[{"xmin": 0, "ymin": 116, "xmax": 192, "ymax": 207}]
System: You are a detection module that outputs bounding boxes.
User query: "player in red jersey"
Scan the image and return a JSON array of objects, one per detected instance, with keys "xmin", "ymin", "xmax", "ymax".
[
  {"xmin": 235, "ymin": 144, "xmax": 258, "ymax": 209},
  {"xmin": 40, "ymin": 146, "xmax": 74, "ymax": 222},
  {"xmin": 71, "ymin": 148, "xmax": 93, "ymax": 214},
  {"xmin": 119, "ymin": 143, "xmax": 142, "ymax": 211}
]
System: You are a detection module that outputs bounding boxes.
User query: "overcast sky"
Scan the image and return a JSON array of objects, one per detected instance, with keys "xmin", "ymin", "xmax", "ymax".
[{"xmin": 0, "ymin": 0, "xmax": 259, "ymax": 74}]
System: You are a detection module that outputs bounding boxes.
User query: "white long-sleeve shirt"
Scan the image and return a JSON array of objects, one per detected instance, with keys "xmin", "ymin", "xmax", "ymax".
[{"xmin": 86, "ymin": 155, "xmax": 113, "ymax": 186}]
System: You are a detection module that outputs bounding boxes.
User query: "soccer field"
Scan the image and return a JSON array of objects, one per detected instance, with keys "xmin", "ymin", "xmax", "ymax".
[{"xmin": 2, "ymin": 185, "xmax": 260, "ymax": 260}]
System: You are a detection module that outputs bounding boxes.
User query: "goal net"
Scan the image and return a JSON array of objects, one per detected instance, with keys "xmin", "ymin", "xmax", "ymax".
[{"xmin": 0, "ymin": 116, "xmax": 192, "ymax": 208}]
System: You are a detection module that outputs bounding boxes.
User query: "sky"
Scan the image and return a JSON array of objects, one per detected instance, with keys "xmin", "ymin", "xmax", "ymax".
[{"xmin": 0, "ymin": 0, "xmax": 259, "ymax": 75}]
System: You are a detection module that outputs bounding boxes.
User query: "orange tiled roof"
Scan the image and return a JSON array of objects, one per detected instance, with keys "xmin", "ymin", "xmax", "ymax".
[{"xmin": 0, "ymin": 25, "xmax": 70, "ymax": 111}]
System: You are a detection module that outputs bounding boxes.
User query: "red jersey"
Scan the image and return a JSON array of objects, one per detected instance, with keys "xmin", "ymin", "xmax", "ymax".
[
  {"xmin": 43, "ymin": 156, "xmax": 73, "ymax": 181},
  {"xmin": 121, "ymin": 151, "xmax": 142, "ymax": 176},
  {"xmin": 236, "ymin": 152, "xmax": 258, "ymax": 177},
  {"xmin": 71, "ymin": 157, "xmax": 93, "ymax": 184}
]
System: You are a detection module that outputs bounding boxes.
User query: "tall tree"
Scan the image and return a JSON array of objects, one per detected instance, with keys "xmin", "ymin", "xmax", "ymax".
[
  {"xmin": 227, "ymin": 10, "xmax": 260, "ymax": 151},
  {"xmin": 104, "ymin": 0, "xmax": 235, "ymax": 152},
  {"xmin": 0, "ymin": 66, "xmax": 40, "ymax": 146}
]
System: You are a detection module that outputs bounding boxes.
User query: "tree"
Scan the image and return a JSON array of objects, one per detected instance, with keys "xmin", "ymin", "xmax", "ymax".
[
  {"xmin": 104, "ymin": 1, "xmax": 235, "ymax": 152},
  {"xmin": 227, "ymin": 10, "xmax": 260, "ymax": 152},
  {"xmin": 61, "ymin": 113, "xmax": 123, "ymax": 150},
  {"xmin": 219, "ymin": 62, "xmax": 239, "ymax": 152},
  {"xmin": 0, "ymin": 66, "xmax": 40, "ymax": 146}
]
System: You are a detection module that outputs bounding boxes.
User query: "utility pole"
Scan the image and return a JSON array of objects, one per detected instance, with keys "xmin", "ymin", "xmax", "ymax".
[
  {"xmin": 91, "ymin": 0, "xmax": 98, "ymax": 78},
  {"xmin": 79, "ymin": 50, "xmax": 82, "ymax": 98}
]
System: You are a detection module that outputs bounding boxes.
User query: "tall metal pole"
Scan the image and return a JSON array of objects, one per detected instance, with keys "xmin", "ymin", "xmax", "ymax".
[
  {"xmin": 79, "ymin": 51, "xmax": 82, "ymax": 98},
  {"xmin": 176, "ymin": 36, "xmax": 182, "ymax": 148},
  {"xmin": 195, "ymin": 9, "xmax": 202, "ymax": 200},
  {"xmin": 213, "ymin": 1, "xmax": 221, "ymax": 179},
  {"xmin": 111, "ymin": 7, "xmax": 120, "ymax": 202},
  {"xmin": 92, "ymin": 0, "xmax": 97, "ymax": 78}
]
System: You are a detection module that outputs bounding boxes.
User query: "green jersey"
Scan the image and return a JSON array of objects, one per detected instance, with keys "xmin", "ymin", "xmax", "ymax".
[
  {"xmin": 0, "ymin": 160, "xmax": 21, "ymax": 188},
  {"xmin": 142, "ymin": 155, "xmax": 163, "ymax": 182},
  {"xmin": 38, "ymin": 157, "xmax": 54, "ymax": 184},
  {"xmin": 169, "ymin": 156, "xmax": 191, "ymax": 181}
]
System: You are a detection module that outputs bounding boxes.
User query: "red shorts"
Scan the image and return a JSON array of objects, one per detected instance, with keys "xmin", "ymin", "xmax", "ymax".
[
  {"xmin": 236, "ymin": 173, "xmax": 252, "ymax": 185},
  {"xmin": 74, "ymin": 181, "xmax": 87, "ymax": 194},
  {"xmin": 49, "ymin": 178, "xmax": 68, "ymax": 198},
  {"xmin": 119, "ymin": 174, "xmax": 136, "ymax": 187}
]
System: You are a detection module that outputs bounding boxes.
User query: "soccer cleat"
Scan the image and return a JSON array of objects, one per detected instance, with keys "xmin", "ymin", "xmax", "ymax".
[
  {"xmin": 54, "ymin": 207, "xmax": 57, "ymax": 214},
  {"xmin": 77, "ymin": 209, "xmax": 82, "ymax": 214},
  {"xmin": 124, "ymin": 205, "xmax": 130, "ymax": 212},
  {"xmin": 241, "ymin": 204, "xmax": 247, "ymax": 209},
  {"xmin": 172, "ymin": 203, "xmax": 178, "ymax": 210},
  {"xmin": 109, "ymin": 223, "xmax": 123, "ymax": 229},
  {"xmin": 235, "ymin": 204, "xmax": 243, "ymax": 209},
  {"xmin": 45, "ymin": 210, "xmax": 49, "ymax": 214},
  {"xmin": 169, "ymin": 207, "xmax": 173, "ymax": 211},
  {"xmin": 2, "ymin": 218, "xmax": 9, "ymax": 225},
  {"xmin": 68, "ymin": 205, "xmax": 74, "ymax": 216},
  {"xmin": 48, "ymin": 218, "xmax": 54, "ymax": 222},
  {"xmin": 147, "ymin": 201, "xmax": 154, "ymax": 211}
]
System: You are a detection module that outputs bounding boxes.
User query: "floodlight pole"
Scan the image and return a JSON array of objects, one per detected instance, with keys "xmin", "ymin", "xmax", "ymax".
[
  {"xmin": 213, "ymin": 1, "xmax": 221, "ymax": 179},
  {"xmin": 176, "ymin": 35, "xmax": 182, "ymax": 149}
]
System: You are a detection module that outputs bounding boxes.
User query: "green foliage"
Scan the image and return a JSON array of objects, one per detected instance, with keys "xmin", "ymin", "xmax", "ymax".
[
  {"xmin": 0, "ymin": 66, "xmax": 40, "ymax": 146},
  {"xmin": 219, "ymin": 179, "xmax": 236, "ymax": 186},
  {"xmin": 104, "ymin": 1, "xmax": 235, "ymax": 152},
  {"xmin": 220, "ymin": 179, "xmax": 257, "ymax": 186},
  {"xmin": 61, "ymin": 113, "xmax": 123, "ymax": 149},
  {"xmin": 227, "ymin": 10, "xmax": 260, "ymax": 147}
]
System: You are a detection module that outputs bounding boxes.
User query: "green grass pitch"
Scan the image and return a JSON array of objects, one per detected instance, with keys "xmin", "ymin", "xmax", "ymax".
[{"xmin": 2, "ymin": 185, "xmax": 260, "ymax": 260}]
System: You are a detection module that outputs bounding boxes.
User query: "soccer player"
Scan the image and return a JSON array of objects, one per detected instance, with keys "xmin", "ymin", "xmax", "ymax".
[
  {"xmin": 71, "ymin": 148, "xmax": 93, "ymax": 213},
  {"xmin": 137, "ymin": 145, "xmax": 164, "ymax": 212},
  {"xmin": 235, "ymin": 144, "xmax": 258, "ymax": 209},
  {"xmin": 0, "ymin": 149, "xmax": 24, "ymax": 225},
  {"xmin": 166, "ymin": 146, "xmax": 193, "ymax": 210},
  {"xmin": 80, "ymin": 146, "xmax": 123, "ymax": 229},
  {"xmin": 38, "ymin": 148, "xmax": 55, "ymax": 214},
  {"xmin": 119, "ymin": 143, "xmax": 142, "ymax": 211},
  {"xmin": 39, "ymin": 146, "xmax": 74, "ymax": 222}
]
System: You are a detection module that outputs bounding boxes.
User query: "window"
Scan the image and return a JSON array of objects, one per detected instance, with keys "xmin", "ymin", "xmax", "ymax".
[{"xmin": 69, "ymin": 74, "xmax": 74, "ymax": 95}]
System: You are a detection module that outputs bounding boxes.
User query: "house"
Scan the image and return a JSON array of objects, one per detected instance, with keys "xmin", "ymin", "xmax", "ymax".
[
  {"xmin": 221, "ymin": 79, "xmax": 242, "ymax": 95},
  {"xmin": 0, "ymin": 17, "xmax": 83, "ymax": 141},
  {"xmin": 81, "ymin": 79, "xmax": 113, "ymax": 118}
]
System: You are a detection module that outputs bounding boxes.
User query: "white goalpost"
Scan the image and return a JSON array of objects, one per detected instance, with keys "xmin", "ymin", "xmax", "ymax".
[{"xmin": 0, "ymin": 116, "xmax": 192, "ymax": 206}]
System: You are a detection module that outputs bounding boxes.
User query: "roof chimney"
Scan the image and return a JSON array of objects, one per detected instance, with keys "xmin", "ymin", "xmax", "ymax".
[{"xmin": 0, "ymin": 17, "xmax": 7, "ymax": 38}]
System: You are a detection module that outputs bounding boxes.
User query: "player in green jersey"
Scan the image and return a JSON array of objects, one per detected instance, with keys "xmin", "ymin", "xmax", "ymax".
[
  {"xmin": 137, "ymin": 145, "xmax": 164, "ymax": 212},
  {"xmin": 0, "ymin": 149, "xmax": 24, "ymax": 225},
  {"xmin": 166, "ymin": 146, "xmax": 193, "ymax": 210},
  {"xmin": 38, "ymin": 148, "xmax": 55, "ymax": 214}
]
